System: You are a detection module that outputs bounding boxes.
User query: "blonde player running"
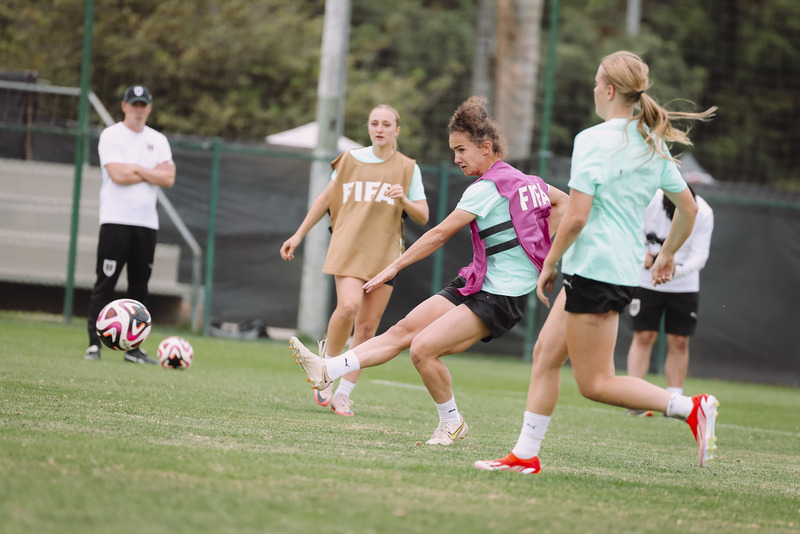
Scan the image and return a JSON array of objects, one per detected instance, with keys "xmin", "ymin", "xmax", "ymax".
[
  {"xmin": 474, "ymin": 51, "xmax": 719, "ymax": 474},
  {"xmin": 281, "ymin": 105, "xmax": 429, "ymax": 416}
]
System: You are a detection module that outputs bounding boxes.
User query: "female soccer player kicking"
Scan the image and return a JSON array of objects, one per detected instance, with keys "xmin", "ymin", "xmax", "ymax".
[{"xmin": 290, "ymin": 96, "xmax": 568, "ymax": 445}]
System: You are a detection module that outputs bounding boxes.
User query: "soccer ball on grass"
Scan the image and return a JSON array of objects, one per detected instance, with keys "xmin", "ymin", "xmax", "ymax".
[
  {"xmin": 96, "ymin": 298, "xmax": 152, "ymax": 351},
  {"xmin": 157, "ymin": 336, "xmax": 194, "ymax": 369}
]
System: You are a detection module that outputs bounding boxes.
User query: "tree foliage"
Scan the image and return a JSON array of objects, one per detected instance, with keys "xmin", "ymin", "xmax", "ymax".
[
  {"xmin": 537, "ymin": 0, "xmax": 799, "ymax": 185},
  {"xmin": 0, "ymin": 0, "xmax": 797, "ymax": 184}
]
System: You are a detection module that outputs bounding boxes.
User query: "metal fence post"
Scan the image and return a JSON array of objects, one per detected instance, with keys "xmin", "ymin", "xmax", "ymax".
[
  {"xmin": 202, "ymin": 137, "xmax": 222, "ymax": 336},
  {"xmin": 430, "ymin": 161, "xmax": 451, "ymax": 295},
  {"xmin": 524, "ymin": 0, "xmax": 560, "ymax": 361},
  {"xmin": 64, "ymin": 0, "xmax": 94, "ymax": 324}
]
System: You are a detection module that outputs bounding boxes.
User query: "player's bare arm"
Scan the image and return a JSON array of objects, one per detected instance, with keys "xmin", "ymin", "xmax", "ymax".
[
  {"xmin": 536, "ymin": 188, "xmax": 592, "ymax": 306},
  {"xmin": 364, "ymin": 208, "xmax": 474, "ymax": 293},
  {"xmin": 545, "ymin": 185, "xmax": 569, "ymax": 239},
  {"xmin": 652, "ymin": 187, "xmax": 697, "ymax": 286},
  {"xmin": 280, "ymin": 181, "xmax": 333, "ymax": 261}
]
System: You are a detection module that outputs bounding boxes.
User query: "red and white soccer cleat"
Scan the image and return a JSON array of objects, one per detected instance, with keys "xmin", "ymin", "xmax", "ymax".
[
  {"xmin": 686, "ymin": 394, "xmax": 719, "ymax": 467},
  {"xmin": 474, "ymin": 452, "xmax": 541, "ymax": 475}
]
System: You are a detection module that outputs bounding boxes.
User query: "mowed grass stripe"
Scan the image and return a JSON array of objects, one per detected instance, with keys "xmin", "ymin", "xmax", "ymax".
[{"xmin": 1, "ymin": 313, "xmax": 798, "ymax": 534}]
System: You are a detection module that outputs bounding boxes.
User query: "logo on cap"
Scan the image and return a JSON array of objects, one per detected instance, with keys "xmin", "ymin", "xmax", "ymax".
[{"xmin": 124, "ymin": 84, "xmax": 152, "ymax": 104}]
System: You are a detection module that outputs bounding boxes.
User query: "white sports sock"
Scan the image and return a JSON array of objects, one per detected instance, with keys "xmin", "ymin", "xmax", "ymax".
[
  {"xmin": 325, "ymin": 350, "xmax": 360, "ymax": 380},
  {"xmin": 666, "ymin": 386, "xmax": 683, "ymax": 396},
  {"xmin": 335, "ymin": 378, "xmax": 356, "ymax": 398},
  {"xmin": 666, "ymin": 393, "xmax": 693, "ymax": 420},
  {"xmin": 435, "ymin": 396, "xmax": 461, "ymax": 423},
  {"xmin": 511, "ymin": 411, "xmax": 551, "ymax": 460}
]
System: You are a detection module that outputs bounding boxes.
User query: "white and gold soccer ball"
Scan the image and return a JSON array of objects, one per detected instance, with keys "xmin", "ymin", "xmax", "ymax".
[{"xmin": 157, "ymin": 336, "xmax": 194, "ymax": 370}]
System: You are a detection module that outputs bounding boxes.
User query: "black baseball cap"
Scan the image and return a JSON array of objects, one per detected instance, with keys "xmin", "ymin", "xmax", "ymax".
[{"xmin": 123, "ymin": 85, "xmax": 152, "ymax": 105}]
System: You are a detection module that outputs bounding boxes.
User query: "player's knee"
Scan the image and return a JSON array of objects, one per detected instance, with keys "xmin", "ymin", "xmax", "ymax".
[
  {"xmin": 532, "ymin": 340, "xmax": 566, "ymax": 370},
  {"xmin": 333, "ymin": 301, "xmax": 359, "ymax": 321},
  {"xmin": 667, "ymin": 335, "xmax": 689, "ymax": 353},
  {"xmin": 384, "ymin": 320, "xmax": 415, "ymax": 348},
  {"xmin": 633, "ymin": 330, "xmax": 658, "ymax": 347},
  {"xmin": 574, "ymin": 378, "xmax": 604, "ymax": 401},
  {"xmin": 408, "ymin": 339, "xmax": 435, "ymax": 369},
  {"xmin": 353, "ymin": 318, "xmax": 380, "ymax": 340}
]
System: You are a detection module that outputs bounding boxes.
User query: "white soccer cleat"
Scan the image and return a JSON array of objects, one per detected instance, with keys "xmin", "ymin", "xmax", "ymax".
[
  {"xmin": 311, "ymin": 339, "xmax": 335, "ymax": 406},
  {"xmin": 314, "ymin": 383, "xmax": 334, "ymax": 407},
  {"xmin": 330, "ymin": 392, "xmax": 355, "ymax": 416},
  {"xmin": 425, "ymin": 416, "xmax": 469, "ymax": 445},
  {"xmin": 289, "ymin": 336, "xmax": 334, "ymax": 391}
]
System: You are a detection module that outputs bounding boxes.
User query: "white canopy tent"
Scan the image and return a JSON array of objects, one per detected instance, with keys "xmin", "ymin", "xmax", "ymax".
[
  {"xmin": 678, "ymin": 152, "xmax": 715, "ymax": 185},
  {"xmin": 265, "ymin": 122, "xmax": 362, "ymax": 152}
]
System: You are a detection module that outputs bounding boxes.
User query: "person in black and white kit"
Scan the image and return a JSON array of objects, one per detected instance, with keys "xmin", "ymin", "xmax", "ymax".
[
  {"xmin": 84, "ymin": 84, "xmax": 176, "ymax": 363},
  {"xmin": 626, "ymin": 184, "xmax": 714, "ymax": 412}
]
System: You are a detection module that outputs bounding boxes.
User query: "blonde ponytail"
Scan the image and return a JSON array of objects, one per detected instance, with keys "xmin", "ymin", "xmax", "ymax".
[{"xmin": 601, "ymin": 51, "xmax": 716, "ymax": 162}]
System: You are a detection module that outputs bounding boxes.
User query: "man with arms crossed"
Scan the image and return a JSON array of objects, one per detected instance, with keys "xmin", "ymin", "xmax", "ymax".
[{"xmin": 84, "ymin": 84, "xmax": 175, "ymax": 363}]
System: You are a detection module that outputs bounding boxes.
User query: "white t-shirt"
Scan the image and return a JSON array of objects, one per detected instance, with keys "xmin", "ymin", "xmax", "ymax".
[
  {"xmin": 638, "ymin": 189, "xmax": 714, "ymax": 293},
  {"xmin": 97, "ymin": 122, "xmax": 173, "ymax": 230}
]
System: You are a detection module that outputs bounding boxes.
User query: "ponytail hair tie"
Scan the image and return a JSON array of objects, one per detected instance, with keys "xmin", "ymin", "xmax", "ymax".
[{"xmin": 637, "ymin": 90, "xmax": 645, "ymax": 96}]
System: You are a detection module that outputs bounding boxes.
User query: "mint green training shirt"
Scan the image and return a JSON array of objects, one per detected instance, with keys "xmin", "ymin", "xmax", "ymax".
[
  {"xmin": 456, "ymin": 179, "xmax": 542, "ymax": 296},
  {"xmin": 562, "ymin": 119, "xmax": 687, "ymax": 286}
]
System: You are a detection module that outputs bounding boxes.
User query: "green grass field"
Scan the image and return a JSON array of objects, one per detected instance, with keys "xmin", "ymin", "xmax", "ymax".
[{"xmin": 1, "ymin": 312, "xmax": 798, "ymax": 534}]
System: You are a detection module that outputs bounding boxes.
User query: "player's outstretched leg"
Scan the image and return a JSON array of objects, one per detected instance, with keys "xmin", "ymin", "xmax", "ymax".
[
  {"xmin": 289, "ymin": 336, "xmax": 334, "ymax": 390},
  {"xmin": 686, "ymin": 394, "xmax": 719, "ymax": 467}
]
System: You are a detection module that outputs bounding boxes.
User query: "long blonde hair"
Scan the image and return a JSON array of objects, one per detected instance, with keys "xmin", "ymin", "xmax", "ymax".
[{"xmin": 600, "ymin": 51, "xmax": 717, "ymax": 162}]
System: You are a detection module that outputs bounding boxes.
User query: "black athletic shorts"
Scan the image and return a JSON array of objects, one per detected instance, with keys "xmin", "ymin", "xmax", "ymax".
[
  {"xmin": 563, "ymin": 274, "xmax": 635, "ymax": 314},
  {"xmin": 438, "ymin": 276, "xmax": 527, "ymax": 342},
  {"xmin": 629, "ymin": 287, "xmax": 699, "ymax": 336}
]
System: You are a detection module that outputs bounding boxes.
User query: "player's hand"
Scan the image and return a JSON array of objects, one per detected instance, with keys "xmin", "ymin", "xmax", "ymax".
[
  {"xmin": 650, "ymin": 252, "xmax": 675, "ymax": 286},
  {"xmin": 536, "ymin": 263, "xmax": 558, "ymax": 308},
  {"xmin": 363, "ymin": 265, "xmax": 398, "ymax": 293},
  {"xmin": 280, "ymin": 236, "xmax": 302, "ymax": 261},
  {"xmin": 385, "ymin": 184, "xmax": 407, "ymax": 204},
  {"xmin": 643, "ymin": 251, "xmax": 657, "ymax": 269}
]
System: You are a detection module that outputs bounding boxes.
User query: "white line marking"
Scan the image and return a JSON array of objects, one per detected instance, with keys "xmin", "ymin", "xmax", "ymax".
[
  {"xmin": 370, "ymin": 379, "xmax": 428, "ymax": 391},
  {"xmin": 370, "ymin": 381, "xmax": 799, "ymax": 437}
]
